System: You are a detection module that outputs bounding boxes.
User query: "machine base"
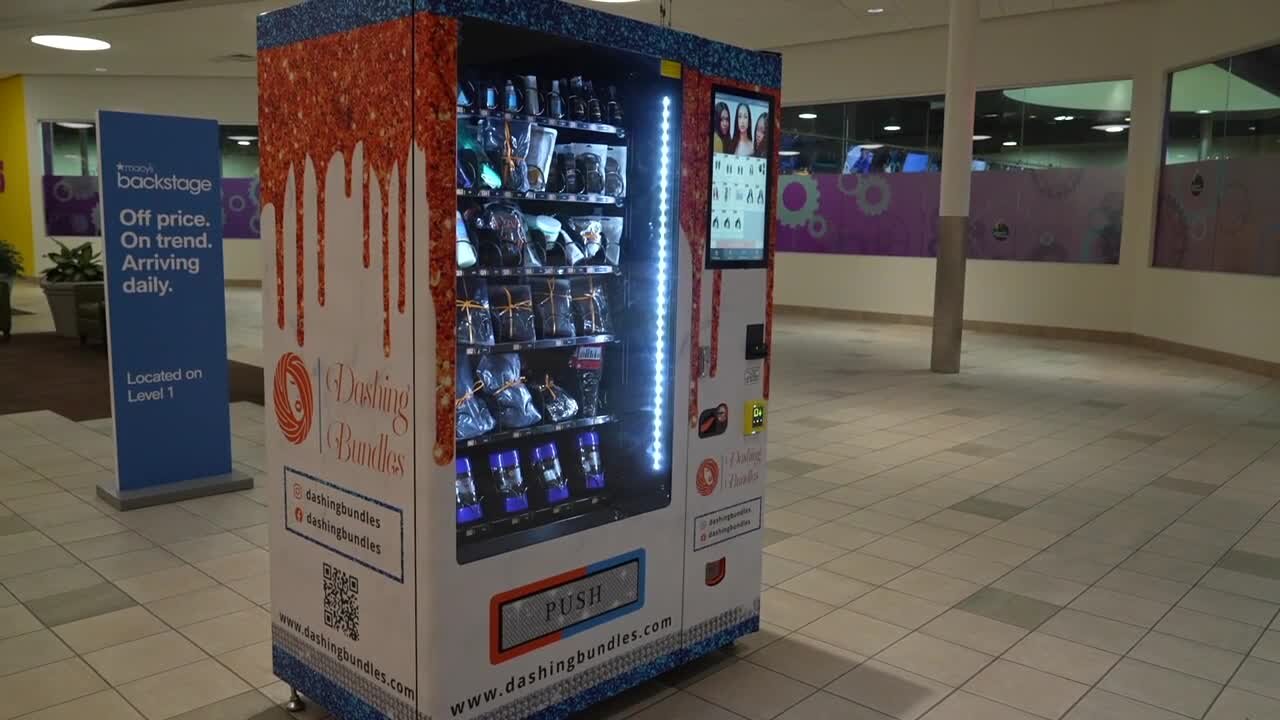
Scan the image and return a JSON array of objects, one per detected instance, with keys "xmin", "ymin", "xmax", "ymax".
[{"xmin": 96, "ymin": 470, "xmax": 254, "ymax": 511}]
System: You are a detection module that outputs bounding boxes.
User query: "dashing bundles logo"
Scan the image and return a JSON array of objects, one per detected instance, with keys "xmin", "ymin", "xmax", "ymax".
[
  {"xmin": 115, "ymin": 161, "xmax": 215, "ymax": 196},
  {"xmin": 274, "ymin": 353, "xmax": 314, "ymax": 445}
]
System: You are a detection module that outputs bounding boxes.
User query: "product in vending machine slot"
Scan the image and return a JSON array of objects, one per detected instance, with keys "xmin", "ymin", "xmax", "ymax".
[
  {"xmin": 605, "ymin": 85, "xmax": 624, "ymax": 126},
  {"xmin": 535, "ymin": 372, "xmax": 579, "ymax": 423},
  {"xmin": 569, "ymin": 276, "xmax": 613, "ymax": 335},
  {"xmin": 456, "ymin": 210, "xmax": 478, "ymax": 269},
  {"xmin": 570, "ymin": 344, "xmax": 604, "ymax": 416},
  {"xmin": 489, "ymin": 449, "xmax": 529, "ymax": 514},
  {"xmin": 488, "ymin": 284, "xmax": 536, "ymax": 343},
  {"xmin": 532, "ymin": 278, "xmax": 575, "ymax": 339},
  {"xmin": 566, "ymin": 217, "xmax": 604, "ymax": 261},
  {"xmin": 456, "ymin": 277, "xmax": 495, "ymax": 346},
  {"xmin": 478, "ymin": 118, "xmax": 532, "ymax": 193},
  {"xmin": 528, "ymin": 215, "xmax": 586, "ymax": 267},
  {"xmin": 577, "ymin": 431, "xmax": 605, "ymax": 490},
  {"xmin": 574, "ymin": 143, "xmax": 608, "ymax": 195},
  {"xmin": 605, "ymin": 145, "xmax": 627, "ymax": 197},
  {"xmin": 455, "ymin": 457, "xmax": 484, "ymax": 524},
  {"xmin": 599, "ymin": 216, "xmax": 624, "ymax": 266},
  {"xmin": 527, "ymin": 125, "xmax": 558, "ymax": 192},
  {"xmin": 468, "ymin": 202, "xmax": 537, "ymax": 268},
  {"xmin": 455, "ymin": 355, "xmax": 496, "ymax": 440},
  {"xmin": 477, "ymin": 353, "xmax": 542, "ymax": 429},
  {"xmin": 532, "ymin": 442, "xmax": 570, "ymax": 504}
]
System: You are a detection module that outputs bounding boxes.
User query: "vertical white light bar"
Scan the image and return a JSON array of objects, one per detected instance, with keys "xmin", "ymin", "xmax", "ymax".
[{"xmin": 651, "ymin": 96, "xmax": 672, "ymax": 471}]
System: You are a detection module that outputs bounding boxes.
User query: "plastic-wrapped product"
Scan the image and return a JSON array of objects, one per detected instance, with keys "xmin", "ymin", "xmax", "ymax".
[
  {"xmin": 455, "ymin": 278, "xmax": 494, "ymax": 346},
  {"xmin": 570, "ymin": 276, "xmax": 613, "ymax": 335},
  {"xmin": 455, "ymin": 355, "xmax": 495, "ymax": 440},
  {"xmin": 488, "ymin": 284, "xmax": 536, "ymax": 343},
  {"xmin": 476, "ymin": 353, "xmax": 542, "ymax": 429},
  {"xmin": 535, "ymin": 373, "xmax": 579, "ymax": 423},
  {"xmin": 532, "ymin": 278, "xmax": 575, "ymax": 339}
]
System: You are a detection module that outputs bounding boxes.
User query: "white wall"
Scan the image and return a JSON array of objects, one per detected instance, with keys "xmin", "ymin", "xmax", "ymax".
[
  {"xmin": 21, "ymin": 75, "xmax": 262, "ymax": 282},
  {"xmin": 774, "ymin": 0, "xmax": 1280, "ymax": 364}
]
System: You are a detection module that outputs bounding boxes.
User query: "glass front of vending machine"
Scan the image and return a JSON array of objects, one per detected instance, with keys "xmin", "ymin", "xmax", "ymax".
[{"xmin": 452, "ymin": 19, "xmax": 680, "ymax": 563}]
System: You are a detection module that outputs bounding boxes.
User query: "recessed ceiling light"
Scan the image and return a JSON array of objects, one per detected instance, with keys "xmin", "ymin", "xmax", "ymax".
[
  {"xmin": 1002, "ymin": 140, "xmax": 1018, "ymax": 146},
  {"xmin": 797, "ymin": 112, "xmax": 817, "ymax": 119},
  {"xmin": 778, "ymin": 150, "xmax": 800, "ymax": 156},
  {"xmin": 867, "ymin": 7, "xmax": 885, "ymax": 13},
  {"xmin": 31, "ymin": 35, "xmax": 110, "ymax": 51},
  {"xmin": 227, "ymin": 135, "xmax": 258, "ymax": 141},
  {"xmin": 1249, "ymin": 125, "xmax": 1257, "ymax": 131},
  {"xmin": 94, "ymin": 67, "xmax": 107, "ymax": 72},
  {"xmin": 1196, "ymin": 109, "xmax": 1212, "ymax": 114},
  {"xmin": 588, "ymin": 0, "xmax": 643, "ymax": 3},
  {"xmin": 237, "ymin": 140, "xmax": 252, "ymax": 146},
  {"xmin": 1124, "ymin": 116, "xmax": 1131, "ymax": 122},
  {"xmin": 983, "ymin": 113, "xmax": 999, "ymax": 118},
  {"xmin": 859, "ymin": 144, "xmax": 885, "ymax": 149},
  {"xmin": 56, "ymin": 121, "xmax": 94, "ymax": 130},
  {"xmin": 1029, "ymin": 114, "xmax": 1037, "ymax": 119},
  {"xmin": 972, "ymin": 134, "xmax": 992, "ymax": 141},
  {"xmin": 1053, "ymin": 115, "xmax": 1075, "ymax": 121},
  {"xmin": 883, "ymin": 124, "xmax": 901, "ymax": 132},
  {"xmin": 1092, "ymin": 124, "xmax": 1129, "ymax": 133}
]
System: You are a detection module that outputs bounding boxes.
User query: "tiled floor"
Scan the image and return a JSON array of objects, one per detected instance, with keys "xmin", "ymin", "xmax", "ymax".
[{"xmin": 3, "ymin": 315, "xmax": 1280, "ymax": 719}]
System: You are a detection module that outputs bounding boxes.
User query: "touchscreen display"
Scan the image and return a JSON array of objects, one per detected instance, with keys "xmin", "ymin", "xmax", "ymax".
[{"xmin": 709, "ymin": 89, "xmax": 772, "ymax": 265}]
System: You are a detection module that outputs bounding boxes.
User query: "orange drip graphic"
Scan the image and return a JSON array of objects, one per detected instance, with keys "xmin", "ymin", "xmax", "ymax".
[{"xmin": 259, "ymin": 18, "xmax": 413, "ymax": 357}]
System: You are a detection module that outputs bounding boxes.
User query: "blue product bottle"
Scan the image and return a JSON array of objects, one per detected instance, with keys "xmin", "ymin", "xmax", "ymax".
[
  {"xmin": 455, "ymin": 457, "xmax": 483, "ymax": 525},
  {"xmin": 577, "ymin": 432, "xmax": 605, "ymax": 490},
  {"xmin": 489, "ymin": 449, "xmax": 529, "ymax": 514},
  {"xmin": 532, "ymin": 442, "xmax": 570, "ymax": 504}
]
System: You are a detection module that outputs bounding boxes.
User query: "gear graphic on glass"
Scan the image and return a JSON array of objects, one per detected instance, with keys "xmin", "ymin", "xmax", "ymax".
[
  {"xmin": 854, "ymin": 175, "xmax": 891, "ymax": 216},
  {"xmin": 778, "ymin": 174, "xmax": 820, "ymax": 229},
  {"xmin": 808, "ymin": 214, "xmax": 828, "ymax": 239}
]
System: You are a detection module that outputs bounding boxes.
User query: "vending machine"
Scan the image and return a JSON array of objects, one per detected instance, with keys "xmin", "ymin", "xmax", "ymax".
[{"xmin": 259, "ymin": 1, "xmax": 779, "ymax": 718}]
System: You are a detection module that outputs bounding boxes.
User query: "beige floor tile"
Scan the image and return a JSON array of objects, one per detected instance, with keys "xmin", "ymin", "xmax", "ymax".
[
  {"xmin": 777, "ymin": 569, "xmax": 872, "ymax": 606},
  {"xmin": 216, "ymin": 640, "xmax": 274, "ymax": 688},
  {"xmin": 777, "ymin": 691, "xmax": 894, "ymax": 720},
  {"xmin": 83, "ymin": 631, "xmax": 207, "ymax": 686},
  {"xmin": 225, "ymin": 574, "xmax": 270, "ymax": 605},
  {"xmin": 920, "ymin": 609, "xmax": 1028, "ymax": 655},
  {"xmin": 61, "ymin": 532, "xmax": 154, "ymax": 562},
  {"xmin": 164, "ymin": 533, "xmax": 257, "ymax": 564},
  {"xmin": 746, "ymin": 633, "xmax": 864, "ymax": 686},
  {"xmin": 877, "ymin": 632, "xmax": 993, "ymax": 687},
  {"xmin": 1065, "ymin": 688, "xmax": 1186, "ymax": 720},
  {"xmin": 52, "ymin": 605, "xmax": 166, "ymax": 654},
  {"xmin": 1003, "ymin": 632, "xmax": 1119, "ymax": 685},
  {"xmin": 116, "ymin": 565, "xmax": 217, "ymax": 604},
  {"xmin": 4, "ymin": 563, "xmax": 103, "ymax": 601},
  {"xmin": 1155, "ymin": 607, "xmax": 1262, "ymax": 653},
  {"xmin": 41, "ymin": 517, "xmax": 127, "ymax": 544},
  {"xmin": 921, "ymin": 691, "xmax": 1042, "ymax": 720},
  {"xmin": 144, "ymin": 585, "xmax": 253, "ymax": 628},
  {"xmin": 801, "ymin": 524, "xmax": 881, "ymax": 553},
  {"xmin": 0, "ymin": 629, "xmax": 74, "ymax": 677},
  {"xmin": 760, "ymin": 588, "xmax": 835, "ymax": 631},
  {"xmin": 860, "ymin": 537, "xmax": 945, "ymax": 566},
  {"xmin": 0, "ymin": 530, "xmax": 54, "ymax": 557},
  {"xmin": 193, "ymin": 549, "xmax": 269, "ymax": 584},
  {"xmin": 179, "ymin": 607, "xmax": 270, "ymax": 655},
  {"xmin": 0, "ymin": 604, "xmax": 42, "ymax": 640},
  {"xmin": 1068, "ymin": 587, "xmax": 1170, "ymax": 629},
  {"xmin": 1038, "ymin": 608, "xmax": 1146, "ymax": 655},
  {"xmin": 847, "ymin": 588, "xmax": 949, "ymax": 630},
  {"xmin": 16, "ymin": 690, "xmax": 144, "ymax": 720},
  {"xmin": 798, "ymin": 609, "xmax": 909, "ymax": 656},
  {"xmin": 629, "ymin": 691, "xmax": 747, "ymax": 720},
  {"xmin": 687, "ymin": 660, "xmax": 814, "ymax": 720},
  {"xmin": 88, "ymin": 548, "xmax": 186, "ymax": 582},
  {"xmin": 964, "ymin": 659, "xmax": 1089, "ymax": 719},
  {"xmin": 0, "ymin": 546, "xmax": 80, "ymax": 580},
  {"xmin": 885, "ymin": 569, "xmax": 982, "ymax": 606},
  {"xmin": 1099, "ymin": 658, "xmax": 1221, "ymax": 718},
  {"xmin": 0, "ymin": 658, "xmax": 106, "ymax": 720},
  {"xmin": 765, "ymin": 537, "xmax": 847, "ymax": 566},
  {"xmin": 822, "ymin": 551, "xmax": 913, "ymax": 585},
  {"xmin": 827, "ymin": 659, "xmax": 952, "ymax": 720},
  {"xmin": 1205, "ymin": 687, "xmax": 1280, "ymax": 720},
  {"xmin": 1130, "ymin": 631, "xmax": 1244, "ymax": 684},
  {"xmin": 117, "ymin": 658, "xmax": 251, "ymax": 720}
]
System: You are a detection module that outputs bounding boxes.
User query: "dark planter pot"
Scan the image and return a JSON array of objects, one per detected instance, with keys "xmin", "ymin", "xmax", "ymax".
[{"xmin": 41, "ymin": 280, "xmax": 104, "ymax": 339}]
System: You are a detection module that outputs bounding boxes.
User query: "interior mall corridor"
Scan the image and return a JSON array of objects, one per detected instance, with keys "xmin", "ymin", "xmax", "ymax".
[{"xmin": 1, "ymin": 309, "xmax": 1278, "ymax": 720}]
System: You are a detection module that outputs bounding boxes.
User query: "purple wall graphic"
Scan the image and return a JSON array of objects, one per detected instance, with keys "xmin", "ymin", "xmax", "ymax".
[
  {"xmin": 43, "ymin": 175, "xmax": 261, "ymax": 239},
  {"xmin": 777, "ymin": 167, "xmax": 1125, "ymax": 264},
  {"xmin": 1154, "ymin": 157, "xmax": 1280, "ymax": 277}
]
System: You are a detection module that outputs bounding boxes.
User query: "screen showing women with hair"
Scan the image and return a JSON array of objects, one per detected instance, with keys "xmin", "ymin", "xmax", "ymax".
[{"xmin": 709, "ymin": 89, "xmax": 772, "ymax": 264}]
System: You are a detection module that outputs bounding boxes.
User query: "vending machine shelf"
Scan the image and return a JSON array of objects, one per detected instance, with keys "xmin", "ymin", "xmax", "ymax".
[{"xmin": 456, "ymin": 414, "xmax": 616, "ymax": 450}]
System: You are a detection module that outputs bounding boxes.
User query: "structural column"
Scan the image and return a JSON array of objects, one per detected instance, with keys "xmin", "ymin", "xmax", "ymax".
[{"xmin": 931, "ymin": 0, "xmax": 979, "ymax": 374}]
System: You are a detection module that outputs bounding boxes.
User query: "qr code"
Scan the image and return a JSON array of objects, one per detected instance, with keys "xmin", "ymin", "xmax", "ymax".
[{"xmin": 323, "ymin": 562, "xmax": 360, "ymax": 642}]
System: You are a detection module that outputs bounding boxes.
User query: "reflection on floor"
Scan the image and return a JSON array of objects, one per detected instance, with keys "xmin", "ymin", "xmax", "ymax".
[{"xmin": 2, "ymin": 316, "xmax": 1280, "ymax": 719}]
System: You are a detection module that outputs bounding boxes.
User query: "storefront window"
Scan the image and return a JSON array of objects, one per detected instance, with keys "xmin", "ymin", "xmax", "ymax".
[
  {"xmin": 1155, "ymin": 44, "xmax": 1280, "ymax": 275},
  {"xmin": 778, "ymin": 80, "xmax": 1131, "ymax": 263}
]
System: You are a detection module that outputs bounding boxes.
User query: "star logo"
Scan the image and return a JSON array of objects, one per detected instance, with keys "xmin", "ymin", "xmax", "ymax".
[{"xmin": 116, "ymin": 162, "xmax": 123, "ymax": 172}]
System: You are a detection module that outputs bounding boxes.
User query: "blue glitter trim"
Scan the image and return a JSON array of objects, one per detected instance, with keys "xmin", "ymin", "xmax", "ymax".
[
  {"xmin": 524, "ymin": 616, "xmax": 760, "ymax": 720},
  {"xmin": 258, "ymin": 0, "xmax": 780, "ymax": 88},
  {"xmin": 273, "ymin": 644, "xmax": 390, "ymax": 720}
]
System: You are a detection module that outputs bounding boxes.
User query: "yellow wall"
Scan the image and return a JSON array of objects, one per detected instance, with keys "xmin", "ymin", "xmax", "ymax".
[{"xmin": 0, "ymin": 76, "xmax": 34, "ymax": 275}]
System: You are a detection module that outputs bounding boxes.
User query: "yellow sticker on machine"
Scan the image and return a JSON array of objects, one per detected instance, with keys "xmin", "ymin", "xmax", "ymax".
[{"xmin": 660, "ymin": 59, "xmax": 682, "ymax": 79}]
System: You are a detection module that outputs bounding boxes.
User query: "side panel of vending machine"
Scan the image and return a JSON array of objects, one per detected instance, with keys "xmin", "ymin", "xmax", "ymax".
[{"xmin": 259, "ymin": 2, "xmax": 779, "ymax": 719}]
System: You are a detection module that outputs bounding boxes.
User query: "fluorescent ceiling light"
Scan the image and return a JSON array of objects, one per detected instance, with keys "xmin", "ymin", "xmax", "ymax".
[
  {"xmin": 1002, "ymin": 140, "xmax": 1018, "ymax": 146},
  {"xmin": 883, "ymin": 124, "xmax": 901, "ymax": 131},
  {"xmin": 778, "ymin": 150, "xmax": 800, "ymax": 156},
  {"xmin": 867, "ymin": 7, "xmax": 885, "ymax": 13},
  {"xmin": 227, "ymin": 135, "xmax": 258, "ymax": 141},
  {"xmin": 983, "ymin": 113, "xmax": 999, "ymax": 118},
  {"xmin": 797, "ymin": 112, "xmax": 817, "ymax": 119},
  {"xmin": 1092, "ymin": 124, "xmax": 1129, "ymax": 133},
  {"xmin": 1053, "ymin": 115, "xmax": 1075, "ymax": 121},
  {"xmin": 31, "ymin": 35, "xmax": 110, "ymax": 51},
  {"xmin": 237, "ymin": 140, "xmax": 252, "ymax": 146},
  {"xmin": 1196, "ymin": 109, "xmax": 1212, "ymax": 114},
  {"xmin": 972, "ymin": 134, "xmax": 992, "ymax": 141},
  {"xmin": 1124, "ymin": 116, "xmax": 1131, "ymax": 121},
  {"xmin": 859, "ymin": 144, "xmax": 884, "ymax": 149},
  {"xmin": 55, "ymin": 121, "xmax": 93, "ymax": 130}
]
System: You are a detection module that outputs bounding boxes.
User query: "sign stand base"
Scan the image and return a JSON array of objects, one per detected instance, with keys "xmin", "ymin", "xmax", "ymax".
[{"xmin": 96, "ymin": 470, "xmax": 254, "ymax": 511}]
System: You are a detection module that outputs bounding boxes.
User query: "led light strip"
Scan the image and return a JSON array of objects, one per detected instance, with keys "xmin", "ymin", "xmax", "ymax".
[{"xmin": 652, "ymin": 96, "xmax": 672, "ymax": 471}]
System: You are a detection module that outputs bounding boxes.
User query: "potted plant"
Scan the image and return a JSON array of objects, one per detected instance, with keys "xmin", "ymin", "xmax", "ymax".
[
  {"xmin": 0, "ymin": 239, "xmax": 23, "ymax": 341},
  {"xmin": 40, "ymin": 240, "xmax": 105, "ymax": 339}
]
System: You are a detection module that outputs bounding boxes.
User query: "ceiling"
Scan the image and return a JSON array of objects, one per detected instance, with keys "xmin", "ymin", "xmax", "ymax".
[{"xmin": 0, "ymin": 0, "xmax": 1131, "ymax": 79}]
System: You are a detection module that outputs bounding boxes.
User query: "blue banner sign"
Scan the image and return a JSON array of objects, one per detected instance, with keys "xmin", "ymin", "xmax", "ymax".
[{"xmin": 98, "ymin": 110, "xmax": 238, "ymax": 505}]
